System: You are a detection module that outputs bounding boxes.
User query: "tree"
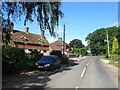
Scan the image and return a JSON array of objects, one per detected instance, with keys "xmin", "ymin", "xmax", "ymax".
[
  {"xmin": 2, "ymin": 2, "xmax": 64, "ymax": 38},
  {"xmin": 85, "ymin": 26, "xmax": 118, "ymax": 55},
  {"xmin": 74, "ymin": 48, "xmax": 87, "ymax": 56},
  {"xmin": 112, "ymin": 37, "xmax": 119, "ymax": 54},
  {"xmin": 69, "ymin": 39, "xmax": 84, "ymax": 48},
  {"xmin": 2, "ymin": 21, "xmax": 14, "ymax": 45}
]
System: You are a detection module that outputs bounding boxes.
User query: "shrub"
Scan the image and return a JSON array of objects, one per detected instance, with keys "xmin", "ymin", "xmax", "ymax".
[
  {"xmin": 61, "ymin": 54, "xmax": 69, "ymax": 64},
  {"xmin": 74, "ymin": 48, "xmax": 87, "ymax": 56},
  {"xmin": 2, "ymin": 46, "xmax": 28, "ymax": 74},
  {"xmin": 26, "ymin": 53, "xmax": 43, "ymax": 71},
  {"xmin": 50, "ymin": 50, "xmax": 69, "ymax": 64},
  {"xmin": 2, "ymin": 46, "xmax": 45, "ymax": 74},
  {"xmin": 30, "ymin": 50, "xmax": 43, "ymax": 61},
  {"xmin": 80, "ymin": 48, "xmax": 87, "ymax": 56},
  {"xmin": 50, "ymin": 50, "xmax": 62, "ymax": 57}
]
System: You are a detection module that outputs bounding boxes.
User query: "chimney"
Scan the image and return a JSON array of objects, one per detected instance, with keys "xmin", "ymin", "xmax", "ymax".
[
  {"xmin": 9, "ymin": 22, "xmax": 14, "ymax": 30},
  {"xmin": 58, "ymin": 37, "xmax": 62, "ymax": 41},
  {"xmin": 25, "ymin": 27, "xmax": 29, "ymax": 34},
  {"xmin": 41, "ymin": 30, "xmax": 45, "ymax": 38},
  {"xmin": 8, "ymin": 22, "xmax": 14, "ymax": 34}
]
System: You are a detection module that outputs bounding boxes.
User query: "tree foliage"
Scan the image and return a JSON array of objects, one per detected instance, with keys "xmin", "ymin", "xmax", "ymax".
[
  {"xmin": 112, "ymin": 37, "xmax": 119, "ymax": 54},
  {"xmin": 2, "ymin": 22, "xmax": 14, "ymax": 45},
  {"xmin": 2, "ymin": 2, "xmax": 64, "ymax": 37},
  {"xmin": 74, "ymin": 48, "xmax": 87, "ymax": 56},
  {"xmin": 2, "ymin": 46, "xmax": 43, "ymax": 74},
  {"xmin": 2, "ymin": 46, "xmax": 28, "ymax": 74},
  {"xmin": 85, "ymin": 26, "xmax": 119, "ymax": 55},
  {"xmin": 69, "ymin": 39, "xmax": 84, "ymax": 48}
]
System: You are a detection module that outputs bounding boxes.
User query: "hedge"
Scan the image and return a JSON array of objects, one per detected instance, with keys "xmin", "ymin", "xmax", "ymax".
[
  {"xmin": 74, "ymin": 48, "xmax": 87, "ymax": 56},
  {"xmin": 2, "ymin": 46, "xmax": 43, "ymax": 74},
  {"xmin": 50, "ymin": 50, "xmax": 68, "ymax": 64},
  {"xmin": 2, "ymin": 46, "xmax": 28, "ymax": 74}
]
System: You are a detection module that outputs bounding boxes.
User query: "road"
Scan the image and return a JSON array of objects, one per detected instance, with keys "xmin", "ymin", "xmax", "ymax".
[
  {"xmin": 2, "ymin": 56, "xmax": 118, "ymax": 89},
  {"xmin": 45, "ymin": 56, "xmax": 118, "ymax": 88}
]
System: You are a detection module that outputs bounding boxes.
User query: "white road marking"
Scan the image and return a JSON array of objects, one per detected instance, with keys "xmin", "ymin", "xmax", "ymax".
[
  {"xmin": 87, "ymin": 63, "xmax": 89, "ymax": 66},
  {"xmin": 75, "ymin": 86, "xmax": 79, "ymax": 90},
  {"xmin": 81, "ymin": 67, "xmax": 87, "ymax": 78},
  {"xmin": 76, "ymin": 86, "xmax": 79, "ymax": 88}
]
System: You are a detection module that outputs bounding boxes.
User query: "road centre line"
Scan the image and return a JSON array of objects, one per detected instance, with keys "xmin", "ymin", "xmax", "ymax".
[
  {"xmin": 81, "ymin": 67, "xmax": 87, "ymax": 78},
  {"xmin": 87, "ymin": 63, "xmax": 89, "ymax": 66},
  {"xmin": 75, "ymin": 86, "xmax": 79, "ymax": 90},
  {"xmin": 75, "ymin": 59, "xmax": 90, "ymax": 89}
]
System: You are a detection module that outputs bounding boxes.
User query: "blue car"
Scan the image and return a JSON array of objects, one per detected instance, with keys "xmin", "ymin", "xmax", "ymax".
[{"xmin": 35, "ymin": 55, "xmax": 61, "ymax": 70}]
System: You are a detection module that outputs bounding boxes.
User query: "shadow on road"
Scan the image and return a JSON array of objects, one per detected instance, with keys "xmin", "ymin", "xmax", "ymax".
[{"xmin": 2, "ymin": 59, "xmax": 79, "ymax": 90}]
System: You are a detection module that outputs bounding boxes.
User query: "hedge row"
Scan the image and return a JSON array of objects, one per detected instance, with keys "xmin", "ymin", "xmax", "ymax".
[
  {"xmin": 50, "ymin": 50, "xmax": 69, "ymax": 64},
  {"xmin": 2, "ymin": 46, "xmax": 42, "ymax": 74},
  {"xmin": 74, "ymin": 48, "xmax": 87, "ymax": 56}
]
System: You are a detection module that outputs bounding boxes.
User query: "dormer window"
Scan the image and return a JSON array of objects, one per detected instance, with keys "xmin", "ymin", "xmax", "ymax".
[
  {"xmin": 21, "ymin": 35, "xmax": 28, "ymax": 42},
  {"xmin": 39, "ymin": 39, "xmax": 44, "ymax": 45}
]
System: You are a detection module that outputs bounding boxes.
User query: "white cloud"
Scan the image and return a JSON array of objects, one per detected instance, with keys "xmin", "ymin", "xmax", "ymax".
[
  {"xmin": 56, "ymin": 25, "xmax": 67, "ymax": 36},
  {"xmin": 65, "ymin": 40, "xmax": 71, "ymax": 44},
  {"xmin": 56, "ymin": 25, "xmax": 63, "ymax": 34},
  {"xmin": 47, "ymin": 37, "xmax": 58, "ymax": 43},
  {"xmin": 111, "ymin": 22, "xmax": 120, "ymax": 27},
  {"xmin": 82, "ymin": 40, "xmax": 88, "ymax": 46}
]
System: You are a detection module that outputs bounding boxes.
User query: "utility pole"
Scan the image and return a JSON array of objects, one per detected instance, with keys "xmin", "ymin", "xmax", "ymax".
[
  {"xmin": 106, "ymin": 30, "xmax": 110, "ymax": 58},
  {"xmin": 63, "ymin": 24, "xmax": 65, "ymax": 55}
]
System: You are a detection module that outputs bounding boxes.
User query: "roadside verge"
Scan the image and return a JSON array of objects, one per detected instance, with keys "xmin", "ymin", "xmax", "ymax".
[
  {"xmin": 69, "ymin": 56, "xmax": 88, "ymax": 61},
  {"xmin": 101, "ymin": 58, "xmax": 118, "ymax": 77}
]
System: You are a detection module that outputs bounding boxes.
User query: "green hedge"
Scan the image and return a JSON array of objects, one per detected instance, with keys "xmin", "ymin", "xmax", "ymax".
[
  {"xmin": 61, "ymin": 55, "xmax": 69, "ymax": 64},
  {"xmin": 74, "ymin": 48, "xmax": 87, "ymax": 56},
  {"xmin": 50, "ymin": 50, "xmax": 68, "ymax": 64},
  {"xmin": 2, "ymin": 46, "xmax": 43, "ymax": 74},
  {"xmin": 2, "ymin": 46, "xmax": 28, "ymax": 74},
  {"xmin": 50, "ymin": 50, "xmax": 62, "ymax": 57}
]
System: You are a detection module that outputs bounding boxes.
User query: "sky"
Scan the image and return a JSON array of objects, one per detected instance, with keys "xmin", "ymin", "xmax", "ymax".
[{"xmin": 13, "ymin": 2, "xmax": 118, "ymax": 46}]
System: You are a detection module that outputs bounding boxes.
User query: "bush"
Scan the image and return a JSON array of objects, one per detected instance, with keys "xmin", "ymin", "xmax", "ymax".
[
  {"xmin": 26, "ymin": 53, "xmax": 43, "ymax": 71},
  {"xmin": 111, "ymin": 54, "xmax": 118, "ymax": 61},
  {"xmin": 50, "ymin": 50, "xmax": 69, "ymax": 64},
  {"xmin": 30, "ymin": 50, "xmax": 43, "ymax": 61},
  {"xmin": 74, "ymin": 48, "xmax": 87, "ymax": 56},
  {"xmin": 50, "ymin": 50, "xmax": 62, "ymax": 57},
  {"xmin": 2, "ymin": 46, "xmax": 45, "ymax": 74},
  {"xmin": 2, "ymin": 46, "xmax": 28, "ymax": 74},
  {"xmin": 80, "ymin": 48, "xmax": 87, "ymax": 56},
  {"xmin": 61, "ymin": 54, "xmax": 69, "ymax": 64}
]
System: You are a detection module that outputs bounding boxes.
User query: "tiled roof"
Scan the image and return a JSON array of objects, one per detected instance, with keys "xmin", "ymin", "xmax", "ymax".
[
  {"xmin": 1, "ymin": 30, "xmax": 49, "ymax": 50},
  {"xmin": 50, "ymin": 40, "xmax": 63, "ymax": 50},
  {"xmin": 12, "ymin": 31, "xmax": 49, "ymax": 45},
  {"xmin": 50, "ymin": 38, "xmax": 70, "ymax": 51}
]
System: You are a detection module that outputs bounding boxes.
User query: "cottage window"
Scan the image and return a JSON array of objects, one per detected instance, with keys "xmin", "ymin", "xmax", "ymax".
[
  {"xmin": 21, "ymin": 35, "xmax": 28, "ymax": 42},
  {"xmin": 39, "ymin": 39, "xmax": 44, "ymax": 45}
]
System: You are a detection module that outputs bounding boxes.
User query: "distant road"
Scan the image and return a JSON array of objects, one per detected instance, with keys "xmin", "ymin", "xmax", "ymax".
[{"xmin": 45, "ymin": 56, "xmax": 118, "ymax": 89}]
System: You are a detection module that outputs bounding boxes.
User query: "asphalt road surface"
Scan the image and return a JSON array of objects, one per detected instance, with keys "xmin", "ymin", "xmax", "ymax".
[
  {"xmin": 2, "ymin": 56, "xmax": 118, "ymax": 89},
  {"xmin": 45, "ymin": 56, "xmax": 118, "ymax": 88}
]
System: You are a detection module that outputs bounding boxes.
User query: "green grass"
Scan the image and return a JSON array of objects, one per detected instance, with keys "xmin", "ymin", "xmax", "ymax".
[
  {"xmin": 112, "ymin": 63, "xmax": 119, "ymax": 67},
  {"xmin": 102, "ymin": 57, "xmax": 119, "ymax": 67}
]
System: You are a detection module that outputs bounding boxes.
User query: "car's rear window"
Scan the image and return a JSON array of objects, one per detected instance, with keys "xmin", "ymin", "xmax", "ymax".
[{"xmin": 40, "ymin": 56, "xmax": 56, "ymax": 61}]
